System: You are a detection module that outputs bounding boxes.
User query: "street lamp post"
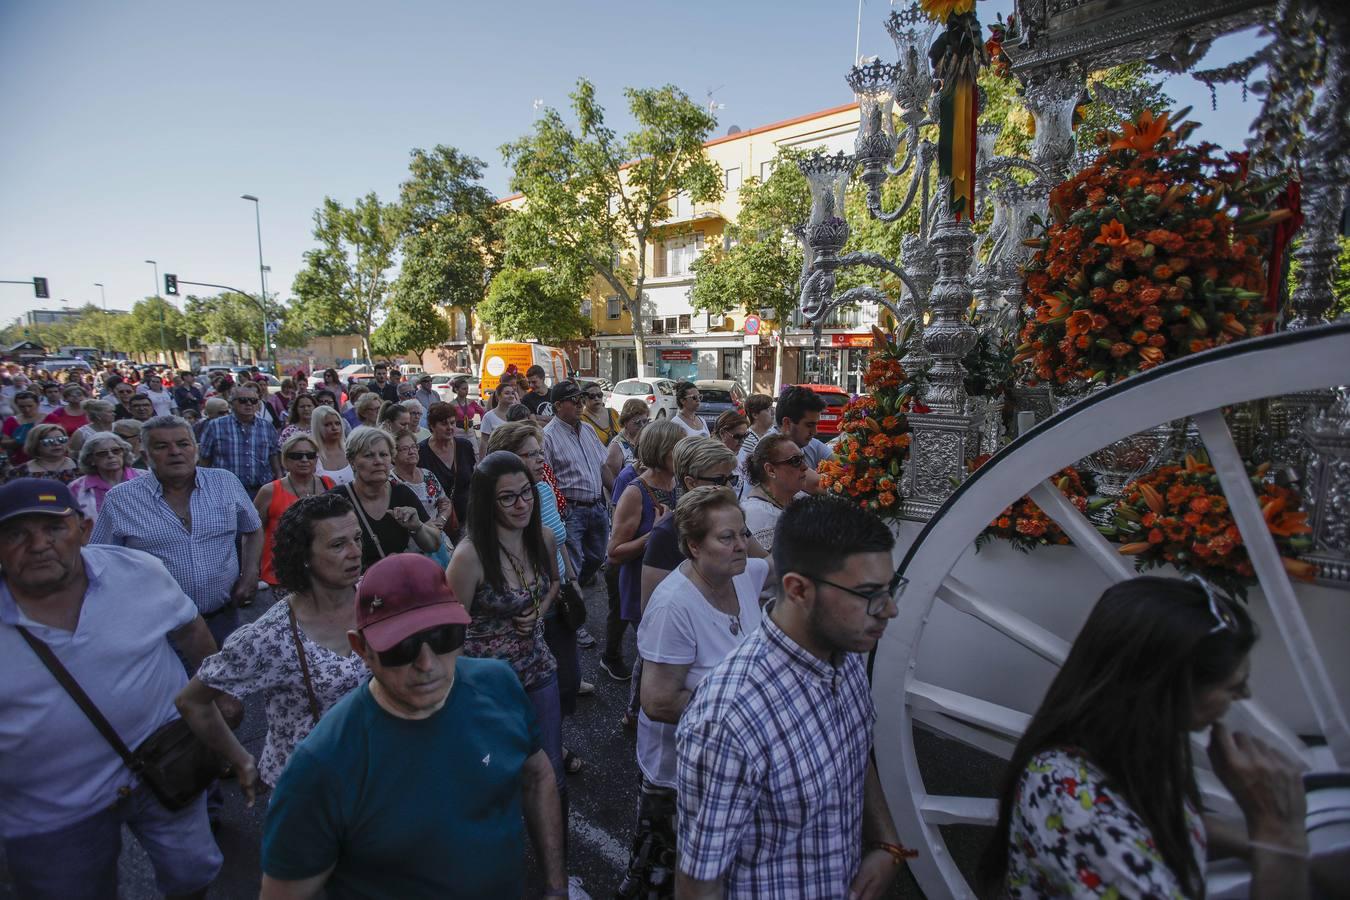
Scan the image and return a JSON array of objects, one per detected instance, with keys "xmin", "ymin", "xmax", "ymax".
[
  {"xmin": 145, "ymin": 259, "xmax": 166, "ymax": 364},
  {"xmin": 240, "ymin": 194, "xmax": 275, "ymax": 371},
  {"xmin": 94, "ymin": 282, "xmax": 107, "ymax": 358}
]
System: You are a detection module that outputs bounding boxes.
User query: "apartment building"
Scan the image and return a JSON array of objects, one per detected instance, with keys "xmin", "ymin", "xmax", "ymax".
[{"xmin": 496, "ymin": 101, "xmax": 884, "ymax": 395}]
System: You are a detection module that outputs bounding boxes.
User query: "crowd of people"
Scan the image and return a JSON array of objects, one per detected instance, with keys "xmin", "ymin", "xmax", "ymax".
[{"xmin": 0, "ymin": 357, "xmax": 1320, "ymax": 899}]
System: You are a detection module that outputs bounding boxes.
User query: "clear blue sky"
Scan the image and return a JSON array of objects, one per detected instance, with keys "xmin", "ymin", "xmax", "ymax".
[{"xmin": 0, "ymin": 0, "xmax": 1264, "ymax": 328}]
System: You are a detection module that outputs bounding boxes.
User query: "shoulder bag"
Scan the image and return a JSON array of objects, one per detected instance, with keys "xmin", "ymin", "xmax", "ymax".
[
  {"xmin": 16, "ymin": 627, "xmax": 224, "ymax": 811},
  {"xmin": 286, "ymin": 604, "xmax": 322, "ymax": 725}
]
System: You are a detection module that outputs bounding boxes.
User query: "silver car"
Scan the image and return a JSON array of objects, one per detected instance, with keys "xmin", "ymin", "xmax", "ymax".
[{"xmin": 605, "ymin": 377, "xmax": 678, "ymax": 419}]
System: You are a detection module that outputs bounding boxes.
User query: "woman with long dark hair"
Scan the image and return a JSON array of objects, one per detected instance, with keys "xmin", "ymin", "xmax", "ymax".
[
  {"xmin": 982, "ymin": 575, "xmax": 1309, "ymax": 899},
  {"xmin": 446, "ymin": 450, "xmax": 575, "ymax": 875}
]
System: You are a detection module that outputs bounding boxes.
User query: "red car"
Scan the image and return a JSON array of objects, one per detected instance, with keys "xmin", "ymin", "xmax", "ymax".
[{"xmin": 792, "ymin": 383, "xmax": 850, "ymax": 437}]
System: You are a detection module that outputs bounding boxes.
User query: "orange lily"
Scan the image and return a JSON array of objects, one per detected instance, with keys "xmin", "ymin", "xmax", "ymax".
[
  {"xmin": 1093, "ymin": 219, "xmax": 1130, "ymax": 247},
  {"xmin": 1109, "ymin": 109, "xmax": 1176, "ymax": 155}
]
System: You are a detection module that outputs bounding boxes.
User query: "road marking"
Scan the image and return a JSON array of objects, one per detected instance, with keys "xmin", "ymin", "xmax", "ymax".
[{"xmin": 570, "ymin": 812, "xmax": 628, "ymax": 869}]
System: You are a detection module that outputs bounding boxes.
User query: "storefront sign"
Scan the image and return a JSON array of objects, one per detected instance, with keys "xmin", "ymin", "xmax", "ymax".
[
  {"xmin": 660, "ymin": 349, "xmax": 693, "ymax": 361},
  {"xmin": 830, "ymin": 333, "xmax": 875, "ymax": 348}
]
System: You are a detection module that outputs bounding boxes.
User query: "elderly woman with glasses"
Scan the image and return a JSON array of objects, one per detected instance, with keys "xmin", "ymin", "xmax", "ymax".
[
  {"xmin": 604, "ymin": 398, "xmax": 650, "ymax": 485},
  {"xmin": 332, "ymin": 426, "xmax": 443, "ymax": 573},
  {"xmin": 740, "ymin": 433, "xmax": 808, "ymax": 552},
  {"xmin": 620, "ymin": 485, "xmax": 768, "ymax": 896},
  {"xmin": 175, "ymin": 493, "xmax": 368, "ymax": 803},
  {"xmin": 69, "ymin": 432, "xmax": 141, "ymax": 519},
  {"xmin": 982, "ymin": 576, "xmax": 1313, "ymax": 900},
  {"xmin": 253, "ymin": 433, "xmax": 336, "ymax": 588},
  {"xmin": 69, "ymin": 399, "xmax": 117, "ymax": 454},
  {"xmin": 18, "ymin": 423, "xmax": 78, "ymax": 484},
  {"xmin": 112, "ymin": 418, "xmax": 149, "ymax": 469}
]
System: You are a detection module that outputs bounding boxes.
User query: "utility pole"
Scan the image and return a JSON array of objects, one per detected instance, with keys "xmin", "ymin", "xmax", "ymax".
[
  {"xmin": 94, "ymin": 282, "xmax": 108, "ymax": 357},
  {"xmin": 145, "ymin": 259, "xmax": 166, "ymax": 364},
  {"xmin": 240, "ymin": 194, "xmax": 276, "ymax": 372}
]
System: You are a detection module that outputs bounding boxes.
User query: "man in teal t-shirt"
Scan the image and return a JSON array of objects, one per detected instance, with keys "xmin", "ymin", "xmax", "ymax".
[{"xmin": 260, "ymin": 554, "xmax": 568, "ymax": 899}]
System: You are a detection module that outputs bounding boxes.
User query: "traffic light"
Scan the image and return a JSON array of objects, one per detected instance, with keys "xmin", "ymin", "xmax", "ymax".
[
  {"xmin": 165, "ymin": 273, "xmax": 178, "ymax": 295},
  {"xmin": 33, "ymin": 277, "xmax": 49, "ymax": 299}
]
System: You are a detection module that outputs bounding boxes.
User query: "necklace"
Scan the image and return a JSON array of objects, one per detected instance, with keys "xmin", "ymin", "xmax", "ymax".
[
  {"xmin": 687, "ymin": 563, "xmax": 741, "ymax": 635},
  {"xmin": 501, "ymin": 546, "xmax": 542, "ymax": 618},
  {"xmin": 285, "ymin": 474, "xmax": 316, "ymax": 498}
]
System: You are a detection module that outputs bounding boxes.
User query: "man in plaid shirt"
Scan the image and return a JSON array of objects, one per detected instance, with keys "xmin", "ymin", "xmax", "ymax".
[
  {"xmin": 675, "ymin": 495, "xmax": 911, "ymax": 898},
  {"xmin": 197, "ymin": 381, "xmax": 280, "ymax": 497}
]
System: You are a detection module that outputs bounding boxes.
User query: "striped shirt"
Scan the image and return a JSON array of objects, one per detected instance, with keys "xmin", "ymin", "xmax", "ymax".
[
  {"xmin": 541, "ymin": 416, "xmax": 605, "ymax": 504},
  {"xmin": 675, "ymin": 610, "xmax": 874, "ymax": 897},
  {"xmin": 90, "ymin": 467, "xmax": 263, "ymax": 614},
  {"xmin": 198, "ymin": 413, "xmax": 278, "ymax": 489},
  {"xmin": 535, "ymin": 480, "xmax": 567, "ymax": 582}
]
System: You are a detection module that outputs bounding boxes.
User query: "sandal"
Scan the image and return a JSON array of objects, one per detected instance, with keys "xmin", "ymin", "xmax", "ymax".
[{"xmin": 564, "ymin": 749, "xmax": 585, "ymax": 774}]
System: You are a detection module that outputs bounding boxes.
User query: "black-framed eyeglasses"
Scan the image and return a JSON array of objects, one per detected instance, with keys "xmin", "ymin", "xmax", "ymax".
[
  {"xmin": 285, "ymin": 451, "xmax": 318, "ymax": 461},
  {"xmin": 695, "ymin": 472, "xmax": 741, "ymax": 489},
  {"xmin": 1185, "ymin": 573, "xmax": 1238, "ymax": 634},
  {"xmin": 809, "ymin": 573, "xmax": 908, "ymax": 616},
  {"xmin": 374, "ymin": 623, "xmax": 466, "ymax": 667},
  {"xmin": 496, "ymin": 486, "xmax": 536, "ymax": 508}
]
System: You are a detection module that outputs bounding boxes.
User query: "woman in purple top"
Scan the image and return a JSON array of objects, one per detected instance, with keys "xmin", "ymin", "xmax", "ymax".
[{"xmin": 69, "ymin": 432, "xmax": 141, "ymax": 521}]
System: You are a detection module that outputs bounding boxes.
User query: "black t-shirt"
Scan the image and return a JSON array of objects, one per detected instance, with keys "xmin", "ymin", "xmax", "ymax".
[
  {"xmin": 418, "ymin": 436, "xmax": 476, "ymax": 537},
  {"xmin": 375, "ymin": 381, "xmax": 400, "ymax": 404},
  {"xmin": 334, "ymin": 481, "xmax": 430, "ymax": 571},
  {"xmin": 642, "ymin": 514, "xmax": 684, "ymax": 571},
  {"xmin": 173, "ymin": 385, "xmax": 203, "ymax": 413},
  {"xmin": 521, "ymin": 391, "xmax": 550, "ymax": 415}
]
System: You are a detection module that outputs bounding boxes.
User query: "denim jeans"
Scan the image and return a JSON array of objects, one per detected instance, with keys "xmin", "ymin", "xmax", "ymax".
[
  {"xmin": 526, "ymin": 671, "xmax": 565, "ymax": 793},
  {"xmin": 563, "ymin": 501, "xmax": 609, "ymax": 584},
  {"xmin": 3, "ymin": 785, "xmax": 221, "ymax": 898},
  {"xmin": 543, "ymin": 613, "xmax": 581, "ymax": 718}
]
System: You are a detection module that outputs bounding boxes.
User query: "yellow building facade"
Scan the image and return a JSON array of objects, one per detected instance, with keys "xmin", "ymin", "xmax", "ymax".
[{"xmin": 491, "ymin": 102, "xmax": 881, "ymax": 393}]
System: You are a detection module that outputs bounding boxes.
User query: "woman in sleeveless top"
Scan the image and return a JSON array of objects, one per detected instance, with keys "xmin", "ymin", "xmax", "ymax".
[
  {"xmin": 311, "ymin": 404, "xmax": 353, "ymax": 486},
  {"xmin": 253, "ymin": 433, "xmax": 334, "ymax": 587},
  {"xmin": 604, "ymin": 398, "xmax": 650, "ymax": 487},
  {"xmin": 447, "ymin": 451, "xmax": 573, "ymax": 860}
]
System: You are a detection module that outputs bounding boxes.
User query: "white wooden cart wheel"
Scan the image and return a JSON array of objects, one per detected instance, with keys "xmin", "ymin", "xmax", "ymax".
[{"xmin": 870, "ymin": 321, "xmax": 1350, "ymax": 898}]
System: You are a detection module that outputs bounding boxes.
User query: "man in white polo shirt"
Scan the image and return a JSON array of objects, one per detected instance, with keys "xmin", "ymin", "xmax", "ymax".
[{"xmin": 0, "ymin": 479, "xmax": 225, "ymax": 898}]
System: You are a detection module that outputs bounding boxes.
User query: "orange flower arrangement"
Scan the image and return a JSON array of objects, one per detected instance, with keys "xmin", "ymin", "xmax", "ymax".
[
  {"xmin": 1017, "ymin": 108, "xmax": 1284, "ymax": 386},
  {"xmin": 973, "ymin": 457, "xmax": 1091, "ymax": 552},
  {"xmin": 1111, "ymin": 455, "xmax": 1314, "ymax": 598},
  {"xmin": 818, "ymin": 326, "xmax": 918, "ymax": 519}
]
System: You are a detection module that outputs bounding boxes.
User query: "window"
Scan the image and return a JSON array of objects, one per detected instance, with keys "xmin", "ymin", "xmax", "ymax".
[
  {"xmin": 724, "ymin": 167, "xmax": 742, "ymax": 192},
  {"xmin": 665, "ymin": 316, "xmax": 679, "ymax": 334},
  {"xmin": 661, "ymin": 232, "xmax": 706, "ymax": 277},
  {"xmin": 606, "ymin": 296, "xmax": 622, "ymax": 320},
  {"xmin": 578, "ymin": 346, "xmax": 593, "ymax": 370},
  {"xmin": 760, "ymin": 159, "xmax": 775, "ymax": 182},
  {"xmin": 678, "ymin": 313, "xmax": 691, "ymax": 333},
  {"xmin": 580, "ymin": 299, "xmax": 592, "ymax": 318},
  {"xmin": 650, "ymin": 318, "xmax": 665, "ymax": 335},
  {"xmin": 669, "ymin": 190, "xmax": 691, "ymax": 218}
]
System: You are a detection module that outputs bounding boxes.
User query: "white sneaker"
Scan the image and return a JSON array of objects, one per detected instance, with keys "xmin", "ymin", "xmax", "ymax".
[
  {"xmin": 577, "ymin": 680, "xmax": 595, "ymax": 696},
  {"xmin": 568, "ymin": 875, "xmax": 592, "ymax": 899}
]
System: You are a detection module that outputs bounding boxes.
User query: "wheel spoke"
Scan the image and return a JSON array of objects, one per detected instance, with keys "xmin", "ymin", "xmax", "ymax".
[
  {"xmin": 1026, "ymin": 480, "xmax": 1136, "ymax": 581},
  {"xmin": 938, "ymin": 575, "xmax": 1069, "ymax": 665},
  {"xmin": 907, "ymin": 680, "xmax": 1030, "ymax": 739},
  {"xmin": 1194, "ymin": 410, "xmax": 1350, "ymax": 766},
  {"xmin": 920, "ymin": 794, "xmax": 999, "ymax": 826}
]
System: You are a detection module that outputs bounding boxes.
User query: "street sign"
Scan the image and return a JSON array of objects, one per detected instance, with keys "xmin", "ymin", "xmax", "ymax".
[
  {"xmin": 743, "ymin": 334, "xmax": 761, "ymax": 346},
  {"xmin": 744, "ymin": 315, "xmax": 761, "ymax": 335},
  {"xmin": 265, "ymin": 320, "xmax": 280, "ymax": 335}
]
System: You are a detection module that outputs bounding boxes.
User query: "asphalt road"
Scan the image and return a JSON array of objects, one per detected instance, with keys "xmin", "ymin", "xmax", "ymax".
[{"xmin": 1, "ymin": 580, "xmax": 997, "ymax": 899}]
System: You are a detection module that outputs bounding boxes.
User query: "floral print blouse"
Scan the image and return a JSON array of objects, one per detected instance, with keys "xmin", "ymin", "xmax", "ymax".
[
  {"xmin": 464, "ymin": 576, "xmax": 557, "ymax": 691},
  {"xmin": 195, "ymin": 599, "xmax": 368, "ymax": 786},
  {"xmin": 1006, "ymin": 748, "xmax": 1206, "ymax": 899}
]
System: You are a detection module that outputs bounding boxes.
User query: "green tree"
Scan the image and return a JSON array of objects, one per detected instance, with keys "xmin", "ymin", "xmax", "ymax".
[
  {"xmin": 371, "ymin": 294, "xmax": 450, "ymax": 360},
  {"xmin": 110, "ymin": 296, "xmax": 188, "ymax": 359},
  {"xmin": 477, "ymin": 267, "xmax": 589, "ymax": 344},
  {"xmin": 185, "ymin": 292, "xmax": 269, "ymax": 351},
  {"xmin": 394, "ymin": 145, "xmax": 502, "ymax": 370},
  {"xmin": 500, "ymin": 79, "xmax": 723, "ymax": 373},
  {"xmin": 291, "ymin": 193, "xmax": 399, "ymax": 362}
]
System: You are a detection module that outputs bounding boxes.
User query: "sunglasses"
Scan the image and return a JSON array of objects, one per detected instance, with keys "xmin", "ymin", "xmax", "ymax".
[
  {"xmin": 374, "ymin": 623, "xmax": 466, "ymax": 667},
  {"xmin": 233, "ymin": 397, "xmax": 259, "ymax": 405},
  {"xmin": 40, "ymin": 436, "xmax": 69, "ymax": 446},
  {"xmin": 286, "ymin": 451, "xmax": 318, "ymax": 461},
  {"xmin": 1185, "ymin": 573, "xmax": 1238, "ymax": 634},
  {"xmin": 583, "ymin": 392, "xmax": 603, "ymax": 400},
  {"xmin": 769, "ymin": 453, "xmax": 807, "ymax": 469},
  {"xmin": 696, "ymin": 472, "xmax": 741, "ymax": 489},
  {"xmin": 723, "ymin": 430, "xmax": 750, "ymax": 443}
]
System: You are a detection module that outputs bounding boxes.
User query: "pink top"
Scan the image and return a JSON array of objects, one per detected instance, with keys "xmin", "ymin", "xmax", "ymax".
[{"xmin": 70, "ymin": 469, "xmax": 142, "ymax": 518}]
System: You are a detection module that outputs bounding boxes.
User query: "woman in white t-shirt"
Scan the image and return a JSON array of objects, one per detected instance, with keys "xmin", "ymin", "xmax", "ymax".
[
  {"xmin": 671, "ymin": 380, "xmax": 710, "ymax": 438},
  {"xmin": 626, "ymin": 485, "xmax": 767, "ymax": 893},
  {"xmin": 477, "ymin": 381, "xmax": 519, "ymax": 458}
]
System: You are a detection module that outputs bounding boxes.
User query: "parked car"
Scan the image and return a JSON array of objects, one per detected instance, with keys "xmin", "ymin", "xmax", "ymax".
[
  {"xmin": 793, "ymin": 383, "xmax": 850, "ymax": 436},
  {"xmin": 606, "ymin": 377, "xmax": 678, "ymax": 419},
  {"xmin": 37, "ymin": 356, "xmax": 93, "ymax": 372},
  {"xmin": 430, "ymin": 373, "xmax": 481, "ymax": 404},
  {"xmin": 693, "ymin": 379, "xmax": 746, "ymax": 428}
]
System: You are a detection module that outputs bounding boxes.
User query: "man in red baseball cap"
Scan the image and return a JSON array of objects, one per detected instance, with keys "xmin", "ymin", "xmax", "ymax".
[{"xmin": 260, "ymin": 553, "xmax": 571, "ymax": 899}]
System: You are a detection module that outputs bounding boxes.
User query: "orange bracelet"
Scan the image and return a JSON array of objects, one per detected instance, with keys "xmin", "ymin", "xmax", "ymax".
[{"xmin": 868, "ymin": 840, "xmax": 918, "ymax": 864}]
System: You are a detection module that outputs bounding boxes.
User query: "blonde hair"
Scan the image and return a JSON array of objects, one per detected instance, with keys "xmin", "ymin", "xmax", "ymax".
[
  {"xmin": 674, "ymin": 485, "xmax": 743, "ymax": 558},
  {"xmin": 24, "ymin": 423, "xmax": 68, "ymax": 458},
  {"xmin": 355, "ymin": 392, "xmax": 383, "ymax": 417},
  {"xmin": 345, "ymin": 425, "xmax": 394, "ymax": 461},
  {"xmin": 673, "ymin": 436, "xmax": 736, "ymax": 483},
  {"xmin": 637, "ymin": 419, "xmax": 684, "ymax": 472},
  {"xmin": 280, "ymin": 431, "xmax": 320, "ymax": 458},
  {"xmin": 619, "ymin": 398, "xmax": 650, "ymax": 427},
  {"xmin": 487, "ymin": 421, "xmax": 542, "ymax": 455},
  {"xmin": 309, "ymin": 405, "xmax": 348, "ymax": 446}
]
